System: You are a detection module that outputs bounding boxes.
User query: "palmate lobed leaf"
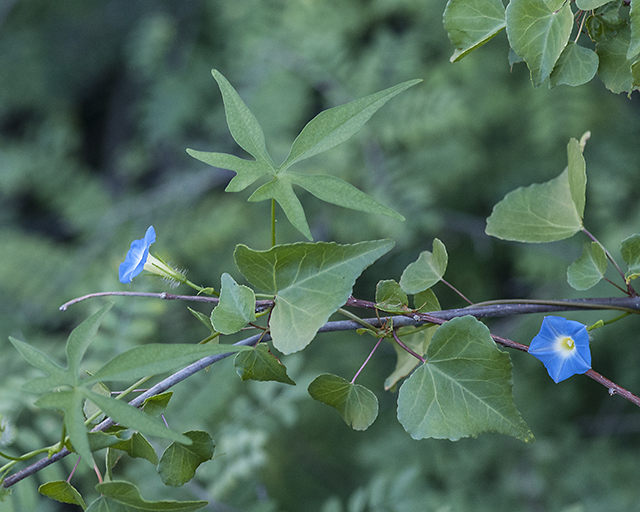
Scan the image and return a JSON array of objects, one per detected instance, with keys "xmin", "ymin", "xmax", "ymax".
[
  {"xmin": 567, "ymin": 241, "xmax": 608, "ymax": 290},
  {"xmin": 308, "ymin": 373, "xmax": 379, "ymax": 431},
  {"xmin": 486, "ymin": 136, "xmax": 587, "ymax": 242},
  {"xmin": 234, "ymin": 240, "xmax": 394, "ymax": 354},
  {"xmin": 443, "ymin": 0, "xmax": 507, "ymax": 62},
  {"xmin": 87, "ymin": 481, "xmax": 207, "ymax": 511},
  {"xmin": 397, "ymin": 316, "xmax": 534, "ymax": 442}
]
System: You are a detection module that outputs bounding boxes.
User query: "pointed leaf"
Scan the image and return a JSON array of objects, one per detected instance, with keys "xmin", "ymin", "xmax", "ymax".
[
  {"xmin": 567, "ymin": 134, "xmax": 588, "ymax": 219},
  {"xmin": 375, "ymin": 280, "xmax": 410, "ymax": 313},
  {"xmin": 506, "ymin": 0, "xmax": 573, "ymax": 86},
  {"xmin": 87, "ymin": 343, "xmax": 251, "ymax": 384},
  {"xmin": 248, "ymin": 176, "xmax": 312, "ymax": 240},
  {"xmin": 210, "ymin": 69, "xmax": 273, "ymax": 165},
  {"xmin": 234, "ymin": 343, "xmax": 296, "ymax": 385},
  {"xmin": 86, "ymin": 431, "xmax": 123, "ymax": 452},
  {"xmin": 210, "ymin": 273, "xmax": 256, "ymax": 334},
  {"xmin": 308, "ymin": 374, "xmax": 379, "ymax": 430},
  {"xmin": 621, "ymin": 234, "xmax": 640, "ymax": 283},
  {"xmin": 280, "ymin": 79, "xmax": 421, "ymax": 170},
  {"xmin": 187, "ymin": 307, "xmax": 216, "ymax": 334},
  {"xmin": 158, "ymin": 431, "xmax": 215, "ymax": 487},
  {"xmin": 400, "ymin": 239, "xmax": 448, "ymax": 294},
  {"xmin": 397, "ymin": 316, "xmax": 534, "ymax": 442},
  {"xmin": 67, "ymin": 303, "xmax": 113, "ymax": 379},
  {"xmin": 84, "ymin": 382, "xmax": 111, "ymax": 424},
  {"xmin": 112, "ymin": 432, "xmax": 158, "ymax": 465},
  {"xmin": 80, "ymin": 389, "xmax": 191, "ymax": 446},
  {"xmin": 235, "ymin": 240, "xmax": 394, "ymax": 354},
  {"xmin": 142, "ymin": 392, "xmax": 173, "ymax": 417},
  {"xmin": 550, "ymin": 43, "xmax": 599, "ymax": 87},
  {"xmin": 89, "ymin": 481, "xmax": 207, "ymax": 511},
  {"xmin": 35, "ymin": 389, "xmax": 95, "ymax": 467},
  {"xmin": 8, "ymin": 337, "xmax": 71, "ymax": 389},
  {"xmin": 288, "ymin": 172, "xmax": 404, "ymax": 221},
  {"xmin": 443, "ymin": 0, "xmax": 506, "ymax": 62},
  {"xmin": 414, "ymin": 288, "xmax": 441, "ymax": 313},
  {"xmin": 39, "ymin": 481, "xmax": 87, "ymax": 510},
  {"xmin": 567, "ymin": 242, "xmax": 608, "ymax": 290},
  {"xmin": 185, "ymin": 150, "xmax": 273, "ymax": 193}
]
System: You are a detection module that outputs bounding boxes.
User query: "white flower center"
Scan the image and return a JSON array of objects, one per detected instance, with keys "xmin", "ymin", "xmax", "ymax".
[{"xmin": 558, "ymin": 336, "xmax": 575, "ymax": 353}]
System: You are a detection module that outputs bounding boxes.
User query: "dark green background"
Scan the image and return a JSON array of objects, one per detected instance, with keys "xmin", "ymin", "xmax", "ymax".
[{"xmin": 1, "ymin": 0, "xmax": 639, "ymax": 510}]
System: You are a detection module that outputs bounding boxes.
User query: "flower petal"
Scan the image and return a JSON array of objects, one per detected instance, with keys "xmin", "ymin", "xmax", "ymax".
[{"xmin": 118, "ymin": 226, "xmax": 156, "ymax": 283}]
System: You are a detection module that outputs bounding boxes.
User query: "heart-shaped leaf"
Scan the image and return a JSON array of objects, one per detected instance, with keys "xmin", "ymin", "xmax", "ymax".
[
  {"xmin": 400, "ymin": 239, "xmax": 448, "ymax": 294},
  {"xmin": 210, "ymin": 273, "xmax": 256, "ymax": 334},
  {"xmin": 567, "ymin": 241, "xmax": 608, "ymax": 290}
]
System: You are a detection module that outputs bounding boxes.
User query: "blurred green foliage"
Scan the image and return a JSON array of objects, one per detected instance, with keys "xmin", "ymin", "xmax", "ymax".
[{"xmin": 1, "ymin": 0, "xmax": 639, "ymax": 510}]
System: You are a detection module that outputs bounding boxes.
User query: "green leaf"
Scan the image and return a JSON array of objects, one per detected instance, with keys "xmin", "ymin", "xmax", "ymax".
[
  {"xmin": 84, "ymin": 382, "xmax": 111, "ymax": 423},
  {"xmin": 397, "ymin": 316, "xmax": 534, "ymax": 442},
  {"xmin": 210, "ymin": 273, "xmax": 256, "ymax": 335},
  {"xmin": 506, "ymin": 0, "xmax": 573, "ymax": 86},
  {"xmin": 567, "ymin": 241, "xmax": 608, "ymax": 290},
  {"xmin": 67, "ymin": 303, "xmax": 114, "ymax": 380},
  {"xmin": 35, "ymin": 389, "xmax": 95, "ymax": 467},
  {"xmin": 87, "ymin": 343, "xmax": 251, "ymax": 383},
  {"xmin": 384, "ymin": 325, "xmax": 436, "ymax": 391},
  {"xmin": 112, "ymin": 432, "xmax": 158, "ymax": 465},
  {"xmin": 141, "ymin": 392, "xmax": 173, "ymax": 417},
  {"xmin": 443, "ymin": 0, "xmax": 507, "ymax": 62},
  {"xmin": 280, "ymin": 80, "xmax": 421, "ymax": 171},
  {"xmin": 577, "ymin": 0, "xmax": 613, "ymax": 9},
  {"xmin": 597, "ymin": 25, "xmax": 637, "ymax": 94},
  {"xmin": 621, "ymin": 234, "xmax": 640, "ymax": 283},
  {"xmin": 549, "ymin": 42, "xmax": 599, "ymax": 87},
  {"xmin": 234, "ymin": 240, "xmax": 394, "ymax": 354},
  {"xmin": 187, "ymin": 307, "xmax": 216, "ymax": 334},
  {"xmin": 308, "ymin": 374, "xmax": 379, "ymax": 431},
  {"xmin": 630, "ymin": 0, "xmax": 640, "ymax": 59},
  {"xmin": 486, "ymin": 135, "xmax": 588, "ymax": 242},
  {"xmin": 39, "ymin": 481, "xmax": 87, "ymax": 510},
  {"xmin": 288, "ymin": 172, "xmax": 404, "ymax": 221},
  {"xmin": 88, "ymin": 481, "xmax": 207, "ymax": 511},
  {"xmin": 248, "ymin": 175, "xmax": 312, "ymax": 240},
  {"xmin": 210, "ymin": 69, "xmax": 273, "ymax": 166},
  {"xmin": 234, "ymin": 343, "xmax": 296, "ymax": 385},
  {"xmin": 9, "ymin": 337, "xmax": 71, "ymax": 391},
  {"xmin": 414, "ymin": 288, "xmax": 441, "ymax": 312},
  {"xmin": 80, "ymin": 388, "xmax": 192, "ymax": 446},
  {"xmin": 158, "ymin": 431, "xmax": 215, "ymax": 487},
  {"xmin": 399, "ymin": 239, "xmax": 448, "ymax": 294},
  {"xmin": 86, "ymin": 431, "xmax": 123, "ymax": 452},
  {"xmin": 375, "ymin": 280, "xmax": 409, "ymax": 313}
]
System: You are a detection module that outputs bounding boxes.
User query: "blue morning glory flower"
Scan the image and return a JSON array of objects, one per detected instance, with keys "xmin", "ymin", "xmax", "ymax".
[
  {"xmin": 119, "ymin": 226, "xmax": 156, "ymax": 283},
  {"xmin": 528, "ymin": 316, "xmax": 591, "ymax": 383}
]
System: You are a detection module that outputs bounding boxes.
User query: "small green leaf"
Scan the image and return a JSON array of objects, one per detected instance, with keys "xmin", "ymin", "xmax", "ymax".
[
  {"xmin": 39, "ymin": 481, "xmax": 87, "ymax": 510},
  {"xmin": 399, "ymin": 239, "xmax": 448, "ymax": 294},
  {"xmin": 87, "ymin": 343, "xmax": 251, "ymax": 383},
  {"xmin": 141, "ymin": 392, "xmax": 173, "ymax": 417},
  {"xmin": 188, "ymin": 307, "xmax": 216, "ymax": 334},
  {"xmin": 414, "ymin": 288, "xmax": 441, "ymax": 312},
  {"xmin": 375, "ymin": 280, "xmax": 409, "ymax": 313},
  {"xmin": 621, "ymin": 234, "xmax": 640, "ymax": 283},
  {"xmin": 397, "ymin": 316, "xmax": 534, "ymax": 442},
  {"xmin": 288, "ymin": 172, "xmax": 404, "ymax": 221},
  {"xmin": 234, "ymin": 343, "xmax": 296, "ymax": 385},
  {"xmin": 158, "ymin": 431, "xmax": 215, "ymax": 487},
  {"xmin": 384, "ymin": 325, "xmax": 436, "ymax": 391},
  {"xmin": 567, "ymin": 241, "xmax": 608, "ymax": 290},
  {"xmin": 549, "ymin": 43, "xmax": 599, "ymax": 87},
  {"xmin": 80, "ymin": 388, "xmax": 191, "ymax": 446},
  {"xmin": 84, "ymin": 382, "xmax": 111, "ymax": 423},
  {"xmin": 308, "ymin": 374, "xmax": 379, "ymax": 431},
  {"xmin": 88, "ymin": 481, "xmax": 207, "ymax": 511},
  {"xmin": 486, "ymin": 136, "xmax": 587, "ymax": 242},
  {"xmin": 66, "ymin": 303, "xmax": 114, "ymax": 380},
  {"xmin": 234, "ymin": 240, "xmax": 394, "ymax": 354},
  {"xmin": 506, "ymin": 0, "xmax": 573, "ymax": 86},
  {"xmin": 86, "ymin": 431, "xmax": 123, "ymax": 452},
  {"xmin": 280, "ymin": 79, "xmax": 421, "ymax": 171},
  {"xmin": 210, "ymin": 69, "xmax": 274, "ymax": 166},
  {"xmin": 443, "ymin": 0, "xmax": 506, "ymax": 62},
  {"xmin": 112, "ymin": 432, "xmax": 158, "ymax": 465},
  {"xmin": 210, "ymin": 273, "xmax": 256, "ymax": 334}
]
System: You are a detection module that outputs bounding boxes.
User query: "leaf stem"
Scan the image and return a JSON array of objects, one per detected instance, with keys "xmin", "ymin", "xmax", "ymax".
[
  {"xmin": 582, "ymin": 227, "xmax": 632, "ymax": 293},
  {"xmin": 351, "ymin": 337, "xmax": 383, "ymax": 384},
  {"xmin": 392, "ymin": 329, "xmax": 426, "ymax": 363},
  {"xmin": 271, "ymin": 198, "xmax": 276, "ymax": 248},
  {"xmin": 440, "ymin": 278, "xmax": 473, "ymax": 305}
]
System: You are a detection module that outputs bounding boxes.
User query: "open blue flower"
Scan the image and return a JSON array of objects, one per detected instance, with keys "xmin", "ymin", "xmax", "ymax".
[
  {"xmin": 528, "ymin": 316, "xmax": 591, "ymax": 383},
  {"xmin": 119, "ymin": 226, "xmax": 156, "ymax": 283}
]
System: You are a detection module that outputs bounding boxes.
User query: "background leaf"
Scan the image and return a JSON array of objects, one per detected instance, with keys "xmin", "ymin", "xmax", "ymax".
[
  {"xmin": 506, "ymin": 0, "xmax": 573, "ymax": 86},
  {"xmin": 111, "ymin": 433, "xmax": 159, "ymax": 465},
  {"xmin": 444, "ymin": 0, "xmax": 506, "ymax": 62},
  {"xmin": 88, "ymin": 481, "xmax": 207, "ymax": 511},
  {"xmin": 39, "ymin": 481, "xmax": 87, "ymax": 510},
  {"xmin": 308, "ymin": 374, "xmax": 379, "ymax": 431},
  {"xmin": 158, "ymin": 431, "xmax": 215, "ymax": 487},
  {"xmin": 397, "ymin": 316, "xmax": 534, "ymax": 442},
  {"xmin": 620, "ymin": 234, "xmax": 640, "ymax": 283},
  {"xmin": 234, "ymin": 343, "xmax": 296, "ymax": 385},
  {"xmin": 210, "ymin": 273, "xmax": 256, "ymax": 335},
  {"xmin": 235, "ymin": 240, "xmax": 394, "ymax": 353},
  {"xmin": 596, "ymin": 26, "xmax": 636, "ymax": 94},
  {"xmin": 384, "ymin": 325, "xmax": 436, "ymax": 391},
  {"xmin": 399, "ymin": 239, "xmax": 448, "ymax": 294},
  {"xmin": 567, "ymin": 241, "xmax": 608, "ymax": 290},
  {"xmin": 66, "ymin": 303, "xmax": 114, "ymax": 380}
]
